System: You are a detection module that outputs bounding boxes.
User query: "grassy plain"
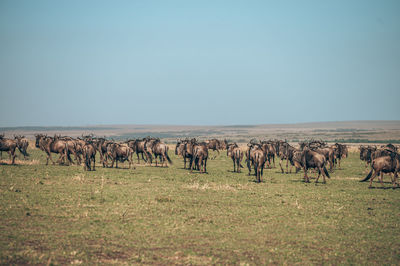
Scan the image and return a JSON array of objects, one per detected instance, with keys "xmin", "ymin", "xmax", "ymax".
[{"xmin": 0, "ymin": 146, "xmax": 399, "ymax": 265}]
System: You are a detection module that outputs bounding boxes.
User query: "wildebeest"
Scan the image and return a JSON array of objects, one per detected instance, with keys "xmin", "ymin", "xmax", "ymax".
[
  {"xmin": 93, "ymin": 137, "xmax": 113, "ymax": 167},
  {"xmin": 298, "ymin": 148, "xmax": 330, "ymax": 183},
  {"xmin": 57, "ymin": 136, "xmax": 81, "ymax": 165},
  {"xmin": 145, "ymin": 138, "xmax": 172, "ymax": 167},
  {"xmin": 176, "ymin": 139, "xmax": 196, "ymax": 169},
  {"xmin": 134, "ymin": 138, "xmax": 152, "ymax": 164},
  {"xmin": 359, "ymin": 145, "xmax": 376, "ymax": 168},
  {"xmin": 14, "ymin": 135, "xmax": 29, "ymax": 159},
  {"xmin": 82, "ymin": 141, "xmax": 96, "ymax": 171},
  {"xmin": 313, "ymin": 147, "xmax": 335, "ymax": 172},
  {"xmin": 245, "ymin": 142, "xmax": 266, "ymax": 181},
  {"xmin": 35, "ymin": 135, "xmax": 69, "ymax": 165},
  {"xmin": 0, "ymin": 135, "xmax": 17, "ymax": 164},
  {"xmin": 106, "ymin": 143, "xmax": 134, "ymax": 168},
  {"xmin": 190, "ymin": 141, "xmax": 208, "ymax": 173},
  {"xmin": 331, "ymin": 143, "xmax": 348, "ymax": 168},
  {"xmin": 360, "ymin": 150, "xmax": 400, "ymax": 188},
  {"xmin": 205, "ymin": 139, "xmax": 226, "ymax": 159},
  {"xmin": 277, "ymin": 142, "xmax": 296, "ymax": 174},
  {"xmin": 260, "ymin": 140, "xmax": 276, "ymax": 168},
  {"xmin": 227, "ymin": 143, "xmax": 243, "ymax": 173}
]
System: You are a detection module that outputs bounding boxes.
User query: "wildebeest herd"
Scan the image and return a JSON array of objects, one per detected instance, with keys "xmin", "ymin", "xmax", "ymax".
[{"xmin": 1, "ymin": 133, "xmax": 399, "ymax": 188}]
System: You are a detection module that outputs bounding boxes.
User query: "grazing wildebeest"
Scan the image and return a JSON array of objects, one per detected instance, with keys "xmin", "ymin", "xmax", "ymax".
[
  {"xmin": 360, "ymin": 150, "xmax": 400, "ymax": 188},
  {"xmin": 190, "ymin": 141, "xmax": 208, "ymax": 173},
  {"xmin": 35, "ymin": 135, "xmax": 68, "ymax": 165},
  {"xmin": 0, "ymin": 135, "xmax": 17, "ymax": 164},
  {"xmin": 14, "ymin": 135, "xmax": 29, "ymax": 159},
  {"xmin": 227, "ymin": 143, "xmax": 243, "ymax": 173},
  {"xmin": 299, "ymin": 148, "xmax": 330, "ymax": 183},
  {"xmin": 145, "ymin": 138, "xmax": 172, "ymax": 167},
  {"xmin": 106, "ymin": 143, "xmax": 134, "ymax": 168},
  {"xmin": 82, "ymin": 141, "xmax": 97, "ymax": 171}
]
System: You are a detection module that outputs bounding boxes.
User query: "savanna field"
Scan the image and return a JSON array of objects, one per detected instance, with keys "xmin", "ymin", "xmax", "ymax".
[{"xmin": 0, "ymin": 145, "xmax": 399, "ymax": 265}]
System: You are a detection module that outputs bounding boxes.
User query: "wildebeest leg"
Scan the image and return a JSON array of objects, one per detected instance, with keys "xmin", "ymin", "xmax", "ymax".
[
  {"xmin": 272, "ymin": 155, "xmax": 275, "ymax": 168},
  {"xmin": 45, "ymin": 151, "xmax": 51, "ymax": 165},
  {"xmin": 315, "ymin": 168, "xmax": 321, "ymax": 183},
  {"xmin": 303, "ymin": 167, "xmax": 310, "ymax": 183},
  {"xmin": 394, "ymin": 172, "xmax": 400, "ymax": 188},
  {"xmin": 204, "ymin": 158, "xmax": 207, "ymax": 173},
  {"xmin": 136, "ymin": 153, "xmax": 140, "ymax": 164},
  {"xmin": 261, "ymin": 163, "xmax": 264, "ymax": 181},
  {"xmin": 279, "ymin": 159, "xmax": 284, "ymax": 173},
  {"xmin": 10, "ymin": 150, "xmax": 16, "ymax": 165},
  {"xmin": 190, "ymin": 156, "xmax": 195, "ymax": 170},
  {"xmin": 378, "ymin": 172, "xmax": 385, "ymax": 188},
  {"xmin": 285, "ymin": 158, "xmax": 289, "ymax": 174},
  {"xmin": 233, "ymin": 158, "xmax": 236, "ymax": 172},
  {"xmin": 247, "ymin": 159, "xmax": 252, "ymax": 175},
  {"xmin": 368, "ymin": 170, "xmax": 378, "ymax": 188}
]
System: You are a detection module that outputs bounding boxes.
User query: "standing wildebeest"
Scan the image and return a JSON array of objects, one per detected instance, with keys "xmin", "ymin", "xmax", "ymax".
[
  {"xmin": 57, "ymin": 136, "xmax": 81, "ymax": 165},
  {"xmin": 14, "ymin": 135, "xmax": 29, "ymax": 159},
  {"xmin": 82, "ymin": 141, "xmax": 96, "ymax": 171},
  {"xmin": 146, "ymin": 138, "xmax": 172, "ymax": 167},
  {"xmin": 299, "ymin": 148, "xmax": 330, "ymax": 183},
  {"xmin": 227, "ymin": 143, "xmax": 243, "ymax": 173},
  {"xmin": 107, "ymin": 143, "xmax": 134, "ymax": 168},
  {"xmin": 313, "ymin": 147, "xmax": 335, "ymax": 172},
  {"xmin": 360, "ymin": 150, "xmax": 400, "ymax": 188},
  {"xmin": 35, "ymin": 135, "xmax": 68, "ymax": 165},
  {"xmin": 260, "ymin": 140, "xmax": 276, "ymax": 168},
  {"xmin": 190, "ymin": 141, "xmax": 208, "ymax": 173},
  {"xmin": 206, "ymin": 139, "xmax": 225, "ymax": 159},
  {"xmin": 176, "ymin": 139, "xmax": 195, "ymax": 169},
  {"xmin": 245, "ymin": 142, "xmax": 266, "ymax": 181},
  {"xmin": 134, "ymin": 138, "xmax": 151, "ymax": 164},
  {"xmin": 332, "ymin": 143, "xmax": 348, "ymax": 168},
  {"xmin": 359, "ymin": 145, "xmax": 376, "ymax": 168},
  {"xmin": 0, "ymin": 135, "xmax": 17, "ymax": 164},
  {"xmin": 278, "ymin": 142, "xmax": 296, "ymax": 174},
  {"xmin": 94, "ymin": 137, "xmax": 113, "ymax": 167}
]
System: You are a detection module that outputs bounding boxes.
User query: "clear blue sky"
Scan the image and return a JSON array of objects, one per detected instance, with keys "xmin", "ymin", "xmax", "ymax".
[{"xmin": 1, "ymin": 0, "xmax": 399, "ymax": 126}]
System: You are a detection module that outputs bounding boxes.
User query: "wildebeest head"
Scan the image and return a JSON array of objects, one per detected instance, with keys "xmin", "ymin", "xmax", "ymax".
[{"xmin": 35, "ymin": 134, "xmax": 45, "ymax": 148}]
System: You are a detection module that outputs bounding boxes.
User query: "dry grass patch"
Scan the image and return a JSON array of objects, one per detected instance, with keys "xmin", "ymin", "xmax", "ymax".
[
  {"xmin": 0, "ymin": 159, "xmax": 40, "ymax": 165},
  {"xmin": 184, "ymin": 182, "xmax": 238, "ymax": 192}
]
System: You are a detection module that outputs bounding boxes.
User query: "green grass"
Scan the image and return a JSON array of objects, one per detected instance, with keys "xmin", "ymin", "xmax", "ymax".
[{"xmin": 0, "ymin": 148, "xmax": 399, "ymax": 265}]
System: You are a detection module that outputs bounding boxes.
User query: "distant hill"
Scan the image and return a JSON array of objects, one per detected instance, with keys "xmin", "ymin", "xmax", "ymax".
[{"xmin": 1, "ymin": 120, "xmax": 399, "ymax": 143}]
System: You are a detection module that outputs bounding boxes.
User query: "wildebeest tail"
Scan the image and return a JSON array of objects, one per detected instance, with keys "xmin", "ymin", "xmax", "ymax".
[
  {"xmin": 323, "ymin": 166, "xmax": 330, "ymax": 178},
  {"xmin": 360, "ymin": 169, "xmax": 373, "ymax": 182}
]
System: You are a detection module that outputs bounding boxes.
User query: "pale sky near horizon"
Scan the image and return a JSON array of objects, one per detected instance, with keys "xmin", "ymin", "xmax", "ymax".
[{"xmin": 0, "ymin": 0, "xmax": 399, "ymax": 127}]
